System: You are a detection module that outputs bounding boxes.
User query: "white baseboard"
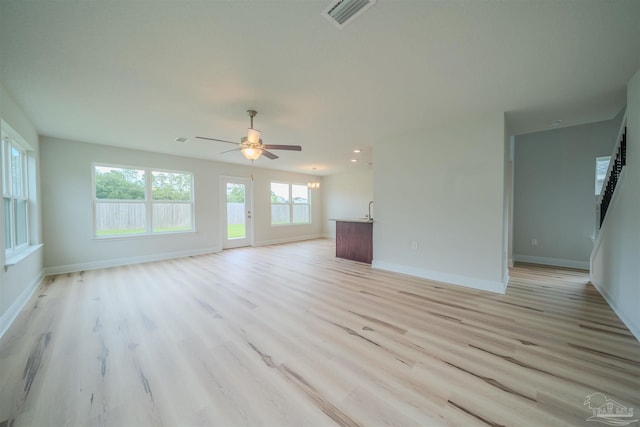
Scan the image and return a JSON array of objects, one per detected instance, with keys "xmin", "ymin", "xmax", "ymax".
[
  {"xmin": 43, "ymin": 246, "xmax": 221, "ymax": 276},
  {"xmin": 253, "ymin": 234, "xmax": 325, "ymax": 247},
  {"xmin": 591, "ymin": 278, "xmax": 640, "ymax": 342},
  {"xmin": 371, "ymin": 260, "xmax": 508, "ymax": 294},
  {"xmin": 0, "ymin": 272, "xmax": 43, "ymax": 339},
  {"xmin": 513, "ymin": 254, "xmax": 589, "ymax": 270}
]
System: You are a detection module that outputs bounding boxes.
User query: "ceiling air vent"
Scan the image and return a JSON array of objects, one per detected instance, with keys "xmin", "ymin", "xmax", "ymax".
[{"xmin": 322, "ymin": 0, "xmax": 376, "ymax": 29}]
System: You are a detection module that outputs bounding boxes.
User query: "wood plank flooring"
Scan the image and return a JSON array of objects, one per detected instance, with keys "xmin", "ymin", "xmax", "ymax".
[{"xmin": 1, "ymin": 239, "xmax": 639, "ymax": 426}]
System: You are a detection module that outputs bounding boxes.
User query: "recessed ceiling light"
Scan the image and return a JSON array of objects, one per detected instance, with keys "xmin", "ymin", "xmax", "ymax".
[
  {"xmin": 550, "ymin": 120, "xmax": 563, "ymax": 126},
  {"xmin": 353, "ymin": 149, "xmax": 361, "ymax": 153},
  {"xmin": 351, "ymin": 159, "xmax": 358, "ymax": 163}
]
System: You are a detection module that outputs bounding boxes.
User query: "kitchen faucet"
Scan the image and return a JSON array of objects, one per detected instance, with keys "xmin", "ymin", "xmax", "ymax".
[{"xmin": 368, "ymin": 200, "xmax": 374, "ymax": 221}]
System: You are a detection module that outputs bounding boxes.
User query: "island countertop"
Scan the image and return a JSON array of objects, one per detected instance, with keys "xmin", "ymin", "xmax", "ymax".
[{"xmin": 332, "ymin": 220, "xmax": 373, "ymax": 264}]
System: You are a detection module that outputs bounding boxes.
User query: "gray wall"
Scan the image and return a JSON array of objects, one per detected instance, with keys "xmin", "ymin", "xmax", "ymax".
[
  {"xmin": 513, "ymin": 113, "xmax": 622, "ymax": 268},
  {"xmin": 591, "ymin": 68, "xmax": 640, "ymax": 340},
  {"xmin": 373, "ymin": 112, "xmax": 508, "ymax": 293}
]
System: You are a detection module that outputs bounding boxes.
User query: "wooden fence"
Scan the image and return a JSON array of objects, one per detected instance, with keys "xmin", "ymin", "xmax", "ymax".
[
  {"xmin": 95, "ymin": 202, "xmax": 191, "ymax": 232},
  {"xmin": 95, "ymin": 202, "xmax": 307, "ymax": 232},
  {"xmin": 226, "ymin": 203, "xmax": 245, "ymax": 225}
]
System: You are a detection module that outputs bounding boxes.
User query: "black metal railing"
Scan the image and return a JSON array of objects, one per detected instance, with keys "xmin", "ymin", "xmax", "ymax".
[{"xmin": 599, "ymin": 126, "xmax": 627, "ymax": 227}]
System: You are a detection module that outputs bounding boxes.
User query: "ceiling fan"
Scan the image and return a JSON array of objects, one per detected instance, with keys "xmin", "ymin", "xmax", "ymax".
[{"xmin": 194, "ymin": 110, "xmax": 302, "ymax": 161}]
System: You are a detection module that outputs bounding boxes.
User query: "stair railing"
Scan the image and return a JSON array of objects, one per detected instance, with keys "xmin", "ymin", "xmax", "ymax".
[{"xmin": 598, "ymin": 113, "xmax": 627, "ymax": 228}]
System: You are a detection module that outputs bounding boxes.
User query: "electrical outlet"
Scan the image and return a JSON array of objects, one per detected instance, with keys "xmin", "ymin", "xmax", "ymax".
[
  {"xmin": 531, "ymin": 238, "xmax": 538, "ymax": 246},
  {"xmin": 411, "ymin": 240, "xmax": 419, "ymax": 251}
]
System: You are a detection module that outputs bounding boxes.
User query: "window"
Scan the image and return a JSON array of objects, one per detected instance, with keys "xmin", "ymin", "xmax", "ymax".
[
  {"xmin": 270, "ymin": 182, "xmax": 310, "ymax": 225},
  {"xmin": 595, "ymin": 156, "xmax": 611, "ymax": 195},
  {"xmin": 2, "ymin": 132, "xmax": 29, "ymax": 254},
  {"xmin": 151, "ymin": 171, "xmax": 192, "ymax": 233},
  {"xmin": 94, "ymin": 164, "xmax": 193, "ymax": 237}
]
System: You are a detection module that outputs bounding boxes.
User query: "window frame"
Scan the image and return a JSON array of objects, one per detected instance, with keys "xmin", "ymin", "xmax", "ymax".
[
  {"xmin": 150, "ymin": 169, "xmax": 194, "ymax": 233},
  {"xmin": 270, "ymin": 181, "xmax": 311, "ymax": 226},
  {"xmin": 93, "ymin": 163, "xmax": 195, "ymax": 238},
  {"xmin": 595, "ymin": 156, "xmax": 611, "ymax": 196},
  {"xmin": 2, "ymin": 132, "xmax": 30, "ymax": 256}
]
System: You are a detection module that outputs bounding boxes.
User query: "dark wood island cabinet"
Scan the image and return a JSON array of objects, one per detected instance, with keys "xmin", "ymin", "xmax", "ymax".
[{"xmin": 333, "ymin": 220, "xmax": 373, "ymax": 264}]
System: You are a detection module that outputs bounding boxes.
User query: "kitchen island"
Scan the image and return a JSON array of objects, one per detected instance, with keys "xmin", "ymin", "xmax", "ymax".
[{"xmin": 331, "ymin": 219, "xmax": 373, "ymax": 264}]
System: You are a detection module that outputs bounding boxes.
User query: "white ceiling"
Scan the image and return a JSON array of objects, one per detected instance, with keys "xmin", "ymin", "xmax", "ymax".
[{"xmin": 1, "ymin": 1, "xmax": 639, "ymax": 175}]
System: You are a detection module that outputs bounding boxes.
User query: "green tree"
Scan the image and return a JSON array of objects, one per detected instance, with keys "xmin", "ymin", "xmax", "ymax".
[
  {"xmin": 95, "ymin": 168, "xmax": 145, "ymax": 200},
  {"xmin": 152, "ymin": 172, "xmax": 191, "ymax": 200},
  {"xmin": 227, "ymin": 185, "xmax": 245, "ymax": 203}
]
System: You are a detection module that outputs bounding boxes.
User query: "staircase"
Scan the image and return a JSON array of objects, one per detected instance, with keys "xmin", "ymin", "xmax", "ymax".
[{"xmin": 598, "ymin": 116, "xmax": 627, "ymax": 228}]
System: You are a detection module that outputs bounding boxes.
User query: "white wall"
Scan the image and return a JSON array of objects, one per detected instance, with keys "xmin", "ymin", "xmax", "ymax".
[
  {"xmin": 322, "ymin": 168, "xmax": 373, "ymax": 238},
  {"xmin": 40, "ymin": 137, "xmax": 323, "ymax": 273},
  {"xmin": 591, "ymin": 68, "xmax": 640, "ymax": 340},
  {"xmin": 513, "ymin": 115, "xmax": 622, "ymax": 269},
  {"xmin": 0, "ymin": 82, "xmax": 43, "ymax": 337},
  {"xmin": 372, "ymin": 112, "xmax": 507, "ymax": 293}
]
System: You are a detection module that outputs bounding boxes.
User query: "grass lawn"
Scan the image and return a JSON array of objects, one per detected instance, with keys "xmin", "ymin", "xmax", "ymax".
[
  {"xmin": 227, "ymin": 223, "xmax": 246, "ymax": 239},
  {"xmin": 96, "ymin": 228, "xmax": 145, "ymax": 236},
  {"xmin": 97, "ymin": 224, "xmax": 242, "ymax": 237}
]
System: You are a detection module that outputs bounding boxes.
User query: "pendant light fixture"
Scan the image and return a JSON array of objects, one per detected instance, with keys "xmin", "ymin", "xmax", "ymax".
[{"xmin": 308, "ymin": 168, "xmax": 320, "ymax": 190}]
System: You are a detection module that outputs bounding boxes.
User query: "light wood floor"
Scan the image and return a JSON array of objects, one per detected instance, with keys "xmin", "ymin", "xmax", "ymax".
[{"xmin": 1, "ymin": 239, "xmax": 639, "ymax": 426}]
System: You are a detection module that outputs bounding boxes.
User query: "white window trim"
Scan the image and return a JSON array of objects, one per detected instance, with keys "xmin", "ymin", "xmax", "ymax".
[
  {"xmin": 4, "ymin": 243, "xmax": 43, "ymax": 271},
  {"xmin": 270, "ymin": 181, "xmax": 311, "ymax": 226},
  {"xmin": 93, "ymin": 163, "xmax": 195, "ymax": 239},
  {"xmin": 2, "ymin": 126, "xmax": 31, "ymax": 257}
]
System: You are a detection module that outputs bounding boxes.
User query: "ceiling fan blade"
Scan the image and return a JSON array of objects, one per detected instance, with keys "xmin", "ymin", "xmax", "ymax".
[
  {"xmin": 261, "ymin": 150, "xmax": 279, "ymax": 160},
  {"xmin": 263, "ymin": 144, "xmax": 302, "ymax": 151},
  {"xmin": 196, "ymin": 136, "xmax": 239, "ymax": 145},
  {"xmin": 220, "ymin": 148, "xmax": 242, "ymax": 155}
]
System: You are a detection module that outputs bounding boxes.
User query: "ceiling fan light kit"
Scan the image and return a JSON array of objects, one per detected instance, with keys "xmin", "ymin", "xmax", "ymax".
[
  {"xmin": 240, "ymin": 110, "xmax": 264, "ymax": 160},
  {"xmin": 241, "ymin": 147, "xmax": 262, "ymax": 161},
  {"xmin": 194, "ymin": 109, "xmax": 302, "ymax": 162},
  {"xmin": 246, "ymin": 127, "xmax": 261, "ymax": 144}
]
